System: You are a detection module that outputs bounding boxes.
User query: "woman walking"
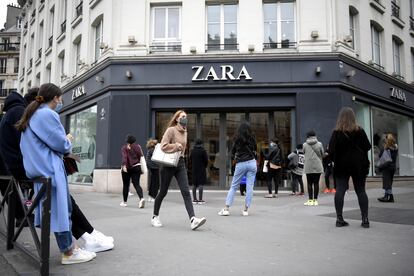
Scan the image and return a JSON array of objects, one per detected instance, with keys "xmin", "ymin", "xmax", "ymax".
[
  {"xmin": 264, "ymin": 138, "xmax": 282, "ymax": 198},
  {"xmin": 328, "ymin": 107, "xmax": 371, "ymax": 228},
  {"xmin": 151, "ymin": 110, "xmax": 206, "ymax": 230},
  {"xmin": 17, "ymin": 83, "xmax": 95, "ymax": 264},
  {"xmin": 218, "ymin": 122, "xmax": 257, "ymax": 216},
  {"xmin": 120, "ymin": 134, "xmax": 145, "ymax": 208},
  {"xmin": 146, "ymin": 138, "xmax": 160, "ymax": 202},
  {"xmin": 190, "ymin": 138, "xmax": 208, "ymax": 204},
  {"xmin": 377, "ymin": 134, "xmax": 398, "ymax": 203},
  {"xmin": 303, "ymin": 131, "xmax": 324, "ymax": 206}
]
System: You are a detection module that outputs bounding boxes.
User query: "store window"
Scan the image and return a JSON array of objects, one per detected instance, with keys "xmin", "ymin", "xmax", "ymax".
[
  {"xmin": 263, "ymin": 1, "xmax": 296, "ymax": 49},
  {"xmin": 68, "ymin": 106, "xmax": 97, "ymax": 185}
]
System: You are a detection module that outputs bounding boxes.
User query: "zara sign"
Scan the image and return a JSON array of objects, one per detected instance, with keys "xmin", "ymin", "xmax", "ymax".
[
  {"xmin": 192, "ymin": 65, "xmax": 253, "ymax": 81},
  {"xmin": 390, "ymin": 87, "xmax": 407, "ymax": 103},
  {"xmin": 72, "ymin": 85, "xmax": 86, "ymax": 100}
]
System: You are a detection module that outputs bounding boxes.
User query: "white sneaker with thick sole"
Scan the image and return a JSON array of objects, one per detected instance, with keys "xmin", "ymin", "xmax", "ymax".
[
  {"xmin": 128, "ymin": 192, "xmax": 134, "ymax": 196},
  {"xmin": 139, "ymin": 198, "xmax": 145, "ymax": 209},
  {"xmin": 191, "ymin": 217, "xmax": 206, "ymax": 230},
  {"xmin": 218, "ymin": 209, "xmax": 230, "ymax": 216},
  {"xmin": 61, "ymin": 248, "xmax": 96, "ymax": 265},
  {"xmin": 120, "ymin": 202, "xmax": 127, "ymax": 207},
  {"xmin": 151, "ymin": 216, "xmax": 162, "ymax": 227},
  {"xmin": 83, "ymin": 238, "xmax": 114, "ymax": 253},
  {"xmin": 242, "ymin": 210, "xmax": 249, "ymax": 216},
  {"xmin": 91, "ymin": 230, "xmax": 114, "ymax": 244}
]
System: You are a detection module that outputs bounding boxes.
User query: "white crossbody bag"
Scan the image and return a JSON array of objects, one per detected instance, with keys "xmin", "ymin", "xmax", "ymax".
[{"xmin": 151, "ymin": 143, "xmax": 181, "ymax": 167}]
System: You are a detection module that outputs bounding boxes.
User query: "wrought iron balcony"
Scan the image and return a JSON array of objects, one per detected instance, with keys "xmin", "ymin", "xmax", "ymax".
[
  {"xmin": 391, "ymin": 1, "xmax": 400, "ymax": 19},
  {"xmin": 38, "ymin": 48, "xmax": 42, "ymax": 59},
  {"xmin": 48, "ymin": 36, "xmax": 53, "ymax": 48},
  {"xmin": 0, "ymin": 43, "xmax": 20, "ymax": 52},
  {"xmin": 14, "ymin": 66, "xmax": 19, "ymax": 73},
  {"xmin": 149, "ymin": 43, "xmax": 182, "ymax": 53},
  {"xmin": 263, "ymin": 41, "xmax": 297, "ymax": 49},
  {"xmin": 29, "ymin": 58, "xmax": 33, "ymax": 69},
  {"xmin": 205, "ymin": 43, "xmax": 239, "ymax": 51},
  {"xmin": 75, "ymin": 2, "xmax": 83, "ymax": 18},
  {"xmin": 61, "ymin": 20, "xmax": 67, "ymax": 34},
  {"xmin": 0, "ymin": 89, "xmax": 17, "ymax": 97},
  {"xmin": 0, "ymin": 67, "xmax": 6, "ymax": 74}
]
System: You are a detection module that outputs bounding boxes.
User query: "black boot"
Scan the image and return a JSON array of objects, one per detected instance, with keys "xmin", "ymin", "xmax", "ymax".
[
  {"xmin": 336, "ymin": 215, "xmax": 349, "ymax": 227},
  {"xmin": 361, "ymin": 217, "xmax": 370, "ymax": 228},
  {"xmin": 387, "ymin": 194, "xmax": 394, "ymax": 202},
  {"xmin": 377, "ymin": 194, "xmax": 389, "ymax": 202}
]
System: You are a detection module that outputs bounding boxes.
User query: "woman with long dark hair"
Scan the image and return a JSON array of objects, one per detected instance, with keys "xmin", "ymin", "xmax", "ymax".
[
  {"xmin": 265, "ymin": 138, "xmax": 283, "ymax": 198},
  {"xmin": 377, "ymin": 134, "xmax": 398, "ymax": 203},
  {"xmin": 218, "ymin": 121, "xmax": 257, "ymax": 216},
  {"xmin": 16, "ymin": 83, "xmax": 96, "ymax": 264},
  {"xmin": 151, "ymin": 110, "xmax": 206, "ymax": 230},
  {"xmin": 120, "ymin": 134, "xmax": 145, "ymax": 208},
  {"xmin": 146, "ymin": 138, "xmax": 159, "ymax": 202},
  {"xmin": 328, "ymin": 107, "xmax": 371, "ymax": 228}
]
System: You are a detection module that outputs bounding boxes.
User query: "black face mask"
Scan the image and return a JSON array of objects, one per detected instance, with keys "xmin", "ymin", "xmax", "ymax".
[{"xmin": 179, "ymin": 117, "xmax": 188, "ymax": 127}]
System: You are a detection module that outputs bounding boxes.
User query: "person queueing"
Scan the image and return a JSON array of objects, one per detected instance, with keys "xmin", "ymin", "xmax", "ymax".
[
  {"xmin": 120, "ymin": 134, "xmax": 146, "ymax": 208},
  {"xmin": 287, "ymin": 144, "xmax": 305, "ymax": 196},
  {"xmin": 16, "ymin": 83, "xmax": 95, "ymax": 264},
  {"xmin": 146, "ymin": 138, "xmax": 159, "ymax": 202},
  {"xmin": 264, "ymin": 138, "xmax": 282, "ymax": 198},
  {"xmin": 377, "ymin": 134, "xmax": 398, "ymax": 203},
  {"xmin": 323, "ymin": 146, "xmax": 336, "ymax": 193},
  {"xmin": 151, "ymin": 110, "xmax": 206, "ymax": 230},
  {"xmin": 0, "ymin": 89, "xmax": 113, "ymax": 254},
  {"xmin": 218, "ymin": 122, "xmax": 257, "ymax": 216},
  {"xmin": 303, "ymin": 131, "xmax": 324, "ymax": 206},
  {"xmin": 328, "ymin": 107, "xmax": 371, "ymax": 228},
  {"xmin": 190, "ymin": 138, "xmax": 208, "ymax": 204}
]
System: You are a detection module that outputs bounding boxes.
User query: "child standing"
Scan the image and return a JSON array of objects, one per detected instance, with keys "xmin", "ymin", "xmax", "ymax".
[{"xmin": 287, "ymin": 144, "xmax": 305, "ymax": 195}]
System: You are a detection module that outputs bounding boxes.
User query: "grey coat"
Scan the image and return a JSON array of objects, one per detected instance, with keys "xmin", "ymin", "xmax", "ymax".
[{"xmin": 303, "ymin": 136, "xmax": 324, "ymax": 174}]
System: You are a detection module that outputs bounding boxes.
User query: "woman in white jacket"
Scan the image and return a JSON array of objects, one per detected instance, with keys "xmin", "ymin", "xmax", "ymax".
[{"xmin": 302, "ymin": 131, "xmax": 324, "ymax": 206}]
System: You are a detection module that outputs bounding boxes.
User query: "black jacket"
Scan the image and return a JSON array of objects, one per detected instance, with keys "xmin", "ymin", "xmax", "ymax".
[
  {"xmin": 328, "ymin": 128, "xmax": 371, "ymax": 177},
  {"xmin": 266, "ymin": 143, "xmax": 283, "ymax": 166},
  {"xmin": 379, "ymin": 147, "xmax": 398, "ymax": 171},
  {"xmin": 146, "ymin": 147, "xmax": 159, "ymax": 170},
  {"xmin": 232, "ymin": 137, "xmax": 257, "ymax": 163},
  {"xmin": 0, "ymin": 92, "xmax": 27, "ymax": 171},
  {"xmin": 190, "ymin": 145, "xmax": 208, "ymax": 184}
]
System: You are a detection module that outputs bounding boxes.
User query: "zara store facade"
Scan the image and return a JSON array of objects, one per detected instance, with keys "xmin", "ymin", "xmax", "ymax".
[{"xmin": 58, "ymin": 53, "xmax": 414, "ymax": 192}]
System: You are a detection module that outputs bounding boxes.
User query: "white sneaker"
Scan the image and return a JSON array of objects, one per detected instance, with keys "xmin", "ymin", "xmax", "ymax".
[
  {"xmin": 242, "ymin": 210, "xmax": 249, "ymax": 216},
  {"xmin": 128, "ymin": 192, "xmax": 134, "ymax": 196},
  {"xmin": 84, "ymin": 237, "xmax": 114, "ymax": 253},
  {"xmin": 139, "ymin": 198, "xmax": 145, "ymax": 209},
  {"xmin": 61, "ymin": 248, "xmax": 96, "ymax": 265},
  {"xmin": 151, "ymin": 216, "xmax": 162, "ymax": 227},
  {"xmin": 218, "ymin": 209, "xmax": 230, "ymax": 216},
  {"xmin": 91, "ymin": 230, "xmax": 114, "ymax": 244},
  {"xmin": 120, "ymin": 202, "xmax": 127, "ymax": 207},
  {"xmin": 191, "ymin": 217, "xmax": 206, "ymax": 230},
  {"xmin": 147, "ymin": 197, "xmax": 154, "ymax": 202}
]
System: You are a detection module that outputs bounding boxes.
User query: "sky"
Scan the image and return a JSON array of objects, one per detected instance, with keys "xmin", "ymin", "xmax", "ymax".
[{"xmin": 0, "ymin": 0, "xmax": 20, "ymax": 30}]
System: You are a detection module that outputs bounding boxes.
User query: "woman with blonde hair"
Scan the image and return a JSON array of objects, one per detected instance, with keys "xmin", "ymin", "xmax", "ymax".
[
  {"xmin": 328, "ymin": 107, "xmax": 371, "ymax": 228},
  {"xmin": 146, "ymin": 138, "xmax": 159, "ymax": 202},
  {"xmin": 151, "ymin": 110, "xmax": 206, "ymax": 230},
  {"xmin": 377, "ymin": 134, "xmax": 398, "ymax": 203}
]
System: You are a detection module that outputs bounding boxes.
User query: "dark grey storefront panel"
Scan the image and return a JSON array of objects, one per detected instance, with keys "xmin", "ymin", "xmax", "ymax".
[
  {"xmin": 150, "ymin": 93, "xmax": 295, "ymax": 109},
  {"xmin": 95, "ymin": 96, "xmax": 111, "ymax": 168}
]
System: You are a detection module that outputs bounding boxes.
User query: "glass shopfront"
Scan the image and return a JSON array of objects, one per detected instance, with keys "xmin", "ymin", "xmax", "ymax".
[
  {"xmin": 68, "ymin": 105, "xmax": 98, "ymax": 185},
  {"xmin": 356, "ymin": 103, "xmax": 414, "ymax": 176},
  {"xmin": 155, "ymin": 110, "xmax": 293, "ymax": 189}
]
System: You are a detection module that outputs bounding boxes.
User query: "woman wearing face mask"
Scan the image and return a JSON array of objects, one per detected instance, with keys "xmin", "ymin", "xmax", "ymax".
[
  {"xmin": 16, "ymin": 83, "xmax": 96, "ymax": 264},
  {"xmin": 265, "ymin": 138, "xmax": 283, "ymax": 198},
  {"xmin": 151, "ymin": 110, "xmax": 206, "ymax": 230}
]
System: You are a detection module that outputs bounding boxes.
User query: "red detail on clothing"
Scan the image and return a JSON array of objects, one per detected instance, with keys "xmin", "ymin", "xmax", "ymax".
[{"xmin": 121, "ymin": 144, "xmax": 143, "ymax": 169}]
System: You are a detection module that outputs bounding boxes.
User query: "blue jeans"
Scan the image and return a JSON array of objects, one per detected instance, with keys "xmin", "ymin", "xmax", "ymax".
[
  {"xmin": 54, "ymin": 190, "xmax": 73, "ymax": 253},
  {"xmin": 226, "ymin": 159, "xmax": 257, "ymax": 208}
]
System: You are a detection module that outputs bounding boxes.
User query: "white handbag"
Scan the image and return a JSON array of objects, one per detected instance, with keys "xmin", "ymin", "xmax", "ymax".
[
  {"xmin": 263, "ymin": 160, "xmax": 269, "ymax": 173},
  {"xmin": 151, "ymin": 143, "xmax": 181, "ymax": 167},
  {"xmin": 140, "ymin": 156, "xmax": 148, "ymax": 174}
]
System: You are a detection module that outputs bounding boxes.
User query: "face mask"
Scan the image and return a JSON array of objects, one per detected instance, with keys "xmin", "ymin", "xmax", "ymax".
[
  {"xmin": 55, "ymin": 101, "xmax": 63, "ymax": 112},
  {"xmin": 179, "ymin": 117, "xmax": 188, "ymax": 127}
]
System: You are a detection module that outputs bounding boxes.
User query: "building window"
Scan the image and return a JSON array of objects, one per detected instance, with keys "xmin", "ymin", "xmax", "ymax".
[
  {"xmin": 37, "ymin": 21, "xmax": 43, "ymax": 59},
  {"xmin": 14, "ymin": 58, "xmax": 19, "ymax": 73},
  {"xmin": 74, "ymin": 39, "xmax": 81, "ymax": 73},
  {"xmin": 94, "ymin": 19, "xmax": 103, "ymax": 61},
  {"xmin": 35, "ymin": 73, "xmax": 40, "ymax": 86},
  {"xmin": 207, "ymin": 4, "xmax": 237, "ymax": 51},
  {"xmin": 0, "ymin": 58, "xmax": 7, "ymax": 74},
  {"xmin": 68, "ymin": 105, "xmax": 97, "ymax": 185},
  {"xmin": 73, "ymin": 0, "xmax": 83, "ymax": 20},
  {"xmin": 410, "ymin": 0, "xmax": 414, "ymax": 31},
  {"xmin": 370, "ymin": 23, "xmax": 383, "ymax": 69},
  {"xmin": 392, "ymin": 37, "xmax": 403, "ymax": 78},
  {"xmin": 59, "ymin": 51, "xmax": 65, "ymax": 80},
  {"xmin": 150, "ymin": 6, "xmax": 181, "ymax": 52},
  {"xmin": 48, "ymin": 7, "xmax": 55, "ymax": 47},
  {"xmin": 46, "ymin": 63, "xmax": 51, "ymax": 82},
  {"xmin": 349, "ymin": 7, "xmax": 359, "ymax": 50},
  {"xmin": 60, "ymin": 0, "xmax": 67, "ymax": 34},
  {"xmin": 411, "ymin": 48, "xmax": 414, "ymax": 81}
]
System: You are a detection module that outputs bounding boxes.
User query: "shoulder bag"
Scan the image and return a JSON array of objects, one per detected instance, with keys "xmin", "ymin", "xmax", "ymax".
[
  {"xmin": 151, "ymin": 143, "xmax": 181, "ymax": 167},
  {"xmin": 376, "ymin": 149, "xmax": 392, "ymax": 171}
]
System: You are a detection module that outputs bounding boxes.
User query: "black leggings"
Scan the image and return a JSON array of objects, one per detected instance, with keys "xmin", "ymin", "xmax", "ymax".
[
  {"xmin": 148, "ymin": 169, "xmax": 160, "ymax": 199},
  {"xmin": 291, "ymin": 173, "xmax": 304, "ymax": 193},
  {"xmin": 153, "ymin": 158, "xmax": 195, "ymax": 219},
  {"xmin": 335, "ymin": 175, "xmax": 368, "ymax": 218},
  {"xmin": 70, "ymin": 195, "xmax": 94, "ymax": 240},
  {"xmin": 306, "ymin": 173, "xmax": 320, "ymax": 200},
  {"xmin": 324, "ymin": 166, "xmax": 336, "ymax": 189},
  {"xmin": 267, "ymin": 168, "xmax": 281, "ymax": 194},
  {"xmin": 121, "ymin": 167, "xmax": 143, "ymax": 202}
]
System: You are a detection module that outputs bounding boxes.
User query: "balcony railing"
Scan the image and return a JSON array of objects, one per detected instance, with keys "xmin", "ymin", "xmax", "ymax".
[
  {"xmin": 0, "ymin": 89, "xmax": 17, "ymax": 97},
  {"xmin": 29, "ymin": 58, "xmax": 33, "ymax": 69},
  {"xmin": 21, "ymin": 67, "xmax": 25, "ymax": 76},
  {"xmin": 0, "ymin": 67, "xmax": 6, "ymax": 74},
  {"xmin": 75, "ymin": 2, "xmax": 83, "ymax": 18},
  {"xmin": 14, "ymin": 66, "xmax": 19, "ymax": 73},
  {"xmin": 410, "ymin": 16, "xmax": 414, "ymax": 31},
  {"xmin": 391, "ymin": 1, "xmax": 400, "ymax": 19},
  {"xmin": 0, "ymin": 43, "xmax": 20, "ymax": 52},
  {"xmin": 31, "ymin": 9, "xmax": 36, "ymax": 19},
  {"xmin": 149, "ymin": 44, "xmax": 182, "ymax": 53},
  {"xmin": 38, "ymin": 48, "xmax": 42, "ymax": 59},
  {"xmin": 48, "ymin": 35, "xmax": 53, "ymax": 48},
  {"xmin": 205, "ymin": 43, "xmax": 239, "ymax": 51},
  {"xmin": 263, "ymin": 41, "xmax": 297, "ymax": 49},
  {"xmin": 61, "ymin": 20, "xmax": 66, "ymax": 34}
]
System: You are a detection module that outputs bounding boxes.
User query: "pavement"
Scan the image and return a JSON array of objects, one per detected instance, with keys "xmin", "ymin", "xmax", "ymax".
[{"xmin": 1, "ymin": 184, "xmax": 414, "ymax": 276}]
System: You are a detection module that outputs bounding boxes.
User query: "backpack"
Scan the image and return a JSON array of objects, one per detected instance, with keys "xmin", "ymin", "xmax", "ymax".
[{"xmin": 288, "ymin": 153, "xmax": 298, "ymax": 170}]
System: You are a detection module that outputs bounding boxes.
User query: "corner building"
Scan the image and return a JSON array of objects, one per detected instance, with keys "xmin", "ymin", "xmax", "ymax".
[{"xmin": 17, "ymin": 0, "xmax": 414, "ymax": 192}]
